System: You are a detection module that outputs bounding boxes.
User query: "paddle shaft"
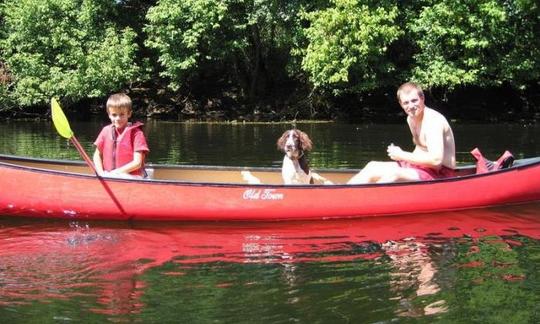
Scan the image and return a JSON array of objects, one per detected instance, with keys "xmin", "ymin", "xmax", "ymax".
[
  {"xmin": 71, "ymin": 135, "xmax": 127, "ymax": 215},
  {"xmin": 70, "ymin": 136, "xmax": 98, "ymax": 174}
]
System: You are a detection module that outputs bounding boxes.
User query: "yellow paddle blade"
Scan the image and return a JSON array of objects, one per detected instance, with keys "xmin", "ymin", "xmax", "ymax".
[{"xmin": 51, "ymin": 98, "xmax": 74, "ymax": 139}]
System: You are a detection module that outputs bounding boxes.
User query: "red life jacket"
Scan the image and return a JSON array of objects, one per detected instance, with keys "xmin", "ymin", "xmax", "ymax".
[
  {"xmin": 471, "ymin": 148, "xmax": 514, "ymax": 174},
  {"xmin": 98, "ymin": 122, "xmax": 148, "ymax": 176}
]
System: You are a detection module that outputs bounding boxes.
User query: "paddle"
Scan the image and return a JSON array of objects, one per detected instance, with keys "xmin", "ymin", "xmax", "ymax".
[
  {"xmin": 51, "ymin": 98, "xmax": 126, "ymax": 215},
  {"xmin": 51, "ymin": 98, "xmax": 98, "ymax": 174}
]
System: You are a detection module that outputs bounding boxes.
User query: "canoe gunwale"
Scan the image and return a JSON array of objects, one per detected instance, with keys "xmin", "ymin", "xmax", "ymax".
[{"xmin": 1, "ymin": 153, "xmax": 540, "ymax": 188}]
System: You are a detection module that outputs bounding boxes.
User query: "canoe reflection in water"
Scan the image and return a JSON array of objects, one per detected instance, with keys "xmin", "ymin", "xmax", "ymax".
[{"xmin": 1, "ymin": 203, "xmax": 539, "ymax": 319}]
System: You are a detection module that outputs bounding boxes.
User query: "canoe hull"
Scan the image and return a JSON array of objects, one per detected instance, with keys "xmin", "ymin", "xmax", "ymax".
[{"xmin": 1, "ymin": 155, "xmax": 540, "ymax": 221}]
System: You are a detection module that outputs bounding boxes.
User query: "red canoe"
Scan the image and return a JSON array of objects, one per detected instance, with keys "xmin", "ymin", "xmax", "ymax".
[{"xmin": 1, "ymin": 154, "xmax": 540, "ymax": 221}]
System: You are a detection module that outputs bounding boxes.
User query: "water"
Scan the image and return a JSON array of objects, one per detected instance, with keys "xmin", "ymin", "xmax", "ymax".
[
  {"xmin": 1, "ymin": 120, "xmax": 539, "ymax": 167},
  {"xmin": 1, "ymin": 120, "xmax": 540, "ymax": 322},
  {"xmin": 1, "ymin": 207, "xmax": 539, "ymax": 322}
]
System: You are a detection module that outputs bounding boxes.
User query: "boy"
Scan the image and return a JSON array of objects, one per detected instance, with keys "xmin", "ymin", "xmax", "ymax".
[{"xmin": 93, "ymin": 93, "xmax": 149, "ymax": 178}]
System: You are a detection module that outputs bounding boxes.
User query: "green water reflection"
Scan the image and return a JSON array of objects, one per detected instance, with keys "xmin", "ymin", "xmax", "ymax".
[
  {"xmin": 133, "ymin": 235, "xmax": 540, "ymax": 323},
  {"xmin": 139, "ymin": 261, "xmax": 395, "ymax": 323},
  {"xmin": 440, "ymin": 236, "xmax": 540, "ymax": 323}
]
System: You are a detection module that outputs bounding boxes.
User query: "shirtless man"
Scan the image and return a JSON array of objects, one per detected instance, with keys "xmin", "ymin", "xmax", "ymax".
[{"xmin": 348, "ymin": 82, "xmax": 455, "ymax": 184}]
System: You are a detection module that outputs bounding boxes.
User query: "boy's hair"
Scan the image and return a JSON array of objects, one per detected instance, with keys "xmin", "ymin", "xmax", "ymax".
[
  {"xmin": 106, "ymin": 93, "xmax": 132, "ymax": 112},
  {"xmin": 397, "ymin": 82, "xmax": 424, "ymax": 102}
]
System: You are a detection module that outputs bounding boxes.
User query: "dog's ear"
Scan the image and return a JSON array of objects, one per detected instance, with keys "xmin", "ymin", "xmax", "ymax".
[
  {"xmin": 276, "ymin": 130, "xmax": 288, "ymax": 151},
  {"xmin": 298, "ymin": 130, "xmax": 313, "ymax": 152}
]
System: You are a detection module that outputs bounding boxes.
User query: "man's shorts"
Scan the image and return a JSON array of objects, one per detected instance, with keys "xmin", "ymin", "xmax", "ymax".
[{"xmin": 398, "ymin": 161, "xmax": 454, "ymax": 181}]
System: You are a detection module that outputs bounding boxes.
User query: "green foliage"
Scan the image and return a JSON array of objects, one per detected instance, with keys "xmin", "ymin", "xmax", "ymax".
[
  {"xmin": 144, "ymin": 0, "xmax": 539, "ymax": 97},
  {"xmin": 298, "ymin": 0, "xmax": 402, "ymax": 94},
  {"xmin": 410, "ymin": 0, "xmax": 540, "ymax": 89},
  {"xmin": 0, "ymin": 0, "xmax": 140, "ymax": 106},
  {"xmin": 0, "ymin": 84, "xmax": 10, "ymax": 110},
  {"xmin": 0, "ymin": 61, "xmax": 11, "ymax": 109},
  {"xmin": 145, "ymin": 0, "xmax": 308, "ymax": 99},
  {"xmin": 145, "ymin": 0, "xmax": 228, "ymax": 91},
  {"xmin": 0, "ymin": 0, "xmax": 539, "ymax": 114}
]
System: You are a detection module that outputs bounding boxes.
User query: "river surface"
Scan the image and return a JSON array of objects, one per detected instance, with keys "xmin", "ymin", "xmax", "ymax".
[{"xmin": 1, "ymin": 120, "xmax": 539, "ymax": 323}]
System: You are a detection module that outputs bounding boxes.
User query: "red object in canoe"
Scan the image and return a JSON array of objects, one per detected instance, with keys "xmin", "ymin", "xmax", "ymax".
[{"xmin": 1, "ymin": 154, "xmax": 540, "ymax": 221}]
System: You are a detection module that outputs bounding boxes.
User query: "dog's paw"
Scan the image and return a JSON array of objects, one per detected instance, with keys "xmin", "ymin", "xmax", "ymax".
[{"xmin": 241, "ymin": 170, "xmax": 262, "ymax": 184}]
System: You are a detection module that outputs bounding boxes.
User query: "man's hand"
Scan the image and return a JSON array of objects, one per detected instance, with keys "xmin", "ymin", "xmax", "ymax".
[{"xmin": 387, "ymin": 143, "xmax": 405, "ymax": 161}]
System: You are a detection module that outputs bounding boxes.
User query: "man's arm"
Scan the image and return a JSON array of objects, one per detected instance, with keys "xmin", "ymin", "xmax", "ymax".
[{"xmin": 388, "ymin": 121, "xmax": 445, "ymax": 168}]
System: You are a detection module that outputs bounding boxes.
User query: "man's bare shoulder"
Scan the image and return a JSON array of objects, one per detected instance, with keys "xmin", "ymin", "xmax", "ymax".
[{"xmin": 425, "ymin": 107, "xmax": 450, "ymax": 124}]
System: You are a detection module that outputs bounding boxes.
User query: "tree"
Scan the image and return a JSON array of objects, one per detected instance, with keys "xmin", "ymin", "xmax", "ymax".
[
  {"xmin": 298, "ymin": 0, "xmax": 402, "ymax": 94},
  {"xmin": 145, "ymin": 0, "xmax": 311, "ymax": 105},
  {"xmin": 409, "ymin": 0, "xmax": 540, "ymax": 90},
  {"xmin": 144, "ymin": 0, "xmax": 228, "ymax": 92},
  {"xmin": 0, "ymin": 0, "xmax": 140, "ymax": 107},
  {"xmin": 0, "ymin": 61, "xmax": 12, "ymax": 110}
]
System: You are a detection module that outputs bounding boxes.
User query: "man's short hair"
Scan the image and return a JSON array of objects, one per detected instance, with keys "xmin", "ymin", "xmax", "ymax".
[
  {"xmin": 106, "ymin": 93, "xmax": 132, "ymax": 112},
  {"xmin": 397, "ymin": 82, "xmax": 424, "ymax": 102}
]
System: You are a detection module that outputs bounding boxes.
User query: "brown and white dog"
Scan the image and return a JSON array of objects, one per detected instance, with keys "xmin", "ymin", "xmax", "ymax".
[{"xmin": 277, "ymin": 129, "xmax": 333, "ymax": 185}]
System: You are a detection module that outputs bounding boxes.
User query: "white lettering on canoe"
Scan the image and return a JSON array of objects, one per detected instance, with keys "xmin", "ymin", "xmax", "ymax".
[
  {"xmin": 63, "ymin": 210, "xmax": 77, "ymax": 217},
  {"xmin": 243, "ymin": 189, "xmax": 284, "ymax": 200}
]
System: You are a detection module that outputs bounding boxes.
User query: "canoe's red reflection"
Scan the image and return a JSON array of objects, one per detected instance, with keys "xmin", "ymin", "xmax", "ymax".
[{"xmin": 0, "ymin": 202, "xmax": 539, "ymax": 315}]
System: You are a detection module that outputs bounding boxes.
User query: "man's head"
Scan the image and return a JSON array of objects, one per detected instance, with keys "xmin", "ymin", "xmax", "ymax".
[
  {"xmin": 106, "ymin": 93, "xmax": 132, "ymax": 129},
  {"xmin": 397, "ymin": 82, "xmax": 425, "ymax": 118}
]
